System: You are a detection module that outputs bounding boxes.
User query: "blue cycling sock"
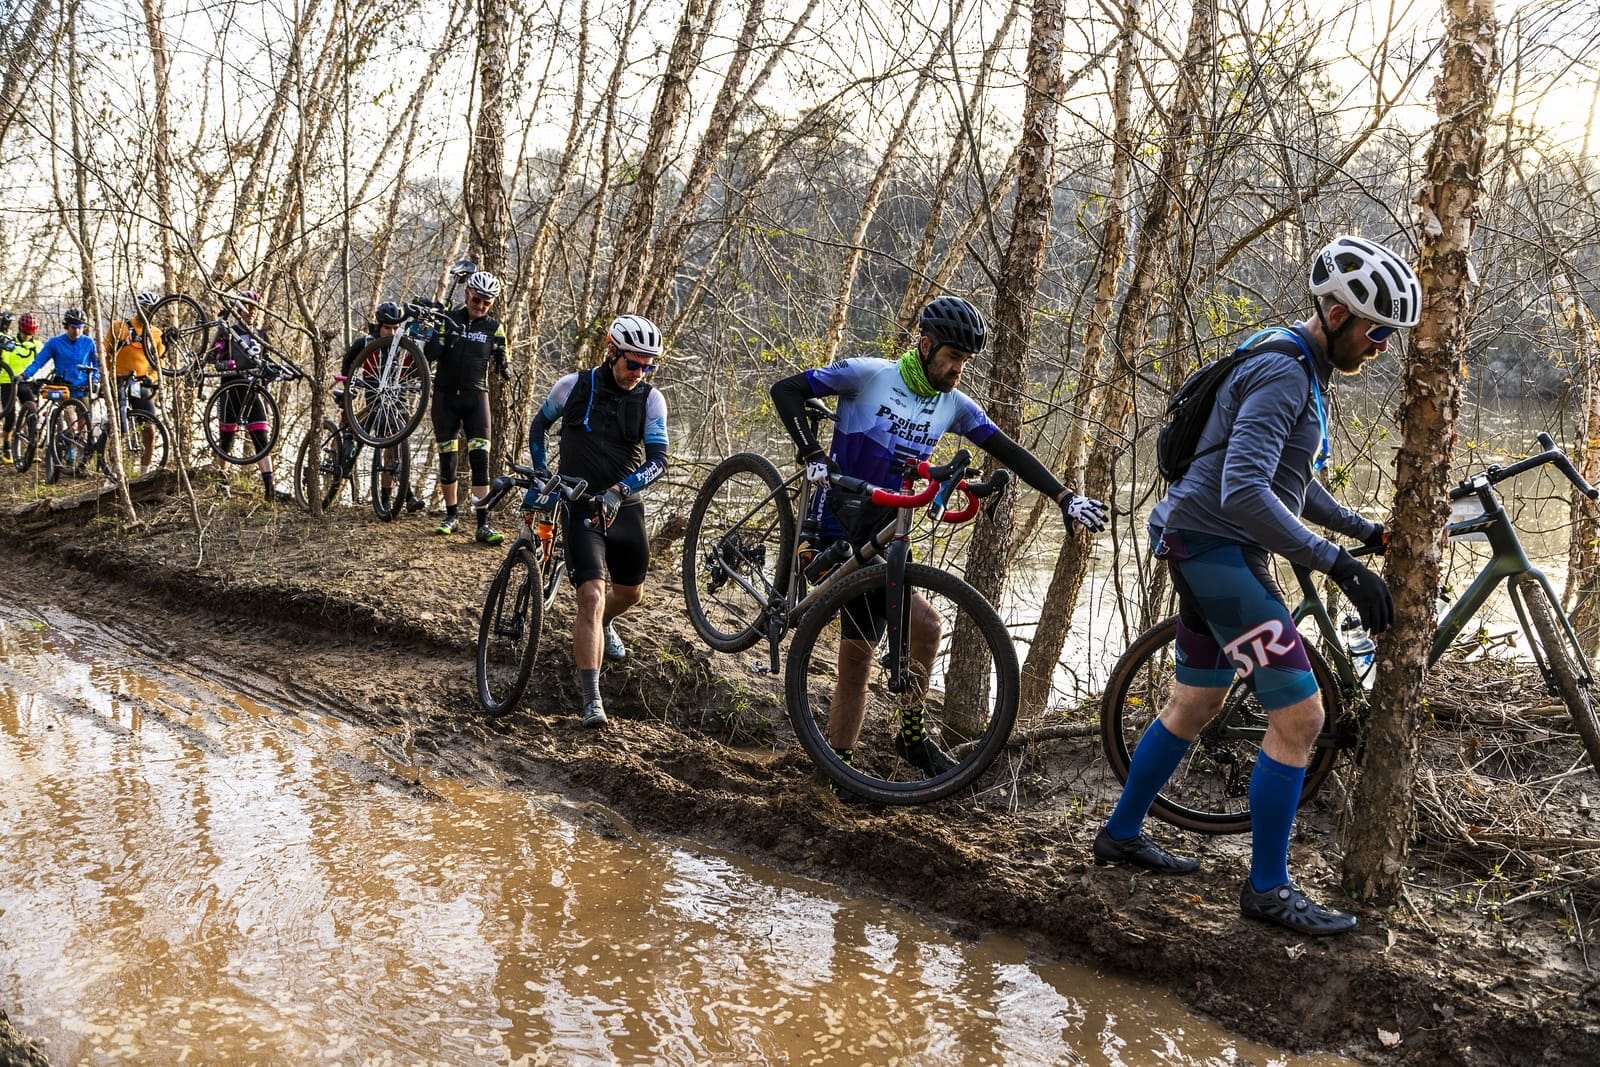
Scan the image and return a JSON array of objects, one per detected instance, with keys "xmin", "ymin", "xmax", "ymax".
[
  {"xmin": 1105, "ymin": 719, "xmax": 1192, "ymax": 841},
  {"xmin": 1248, "ymin": 750, "xmax": 1305, "ymax": 893}
]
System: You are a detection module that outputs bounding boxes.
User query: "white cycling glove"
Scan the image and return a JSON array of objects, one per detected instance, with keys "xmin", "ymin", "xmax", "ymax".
[
  {"xmin": 1060, "ymin": 492, "xmax": 1108, "ymax": 532},
  {"xmin": 804, "ymin": 449, "xmax": 836, "ymax": 485}
]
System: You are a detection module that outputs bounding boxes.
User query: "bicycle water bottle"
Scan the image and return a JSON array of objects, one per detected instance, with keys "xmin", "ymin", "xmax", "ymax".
[{"xmin": 1340, "ymin": 615, "xmax": 1376, "ymax": 685}]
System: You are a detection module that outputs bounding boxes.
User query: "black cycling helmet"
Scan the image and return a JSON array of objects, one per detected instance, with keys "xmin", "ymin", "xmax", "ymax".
[
  {"xmin": 374, "ymin": 301, "xmax": 406, "ymax": 325},
  {"xmin": 919, "ymin": 295, "xmax": 986, "ymax": 353},
  {"xmin": 63, "ymin": 307, "xmax": 88, "ymax": 326},
  {"xmin": 0, "ymin": 312, "xmax": 12, "ymax": 329}
]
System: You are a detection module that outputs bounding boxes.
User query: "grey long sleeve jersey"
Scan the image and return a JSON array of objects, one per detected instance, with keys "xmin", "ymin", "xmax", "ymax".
[{"xmin": 1147, "ymin": 322, "xmax": 1379, "ymax": 572}]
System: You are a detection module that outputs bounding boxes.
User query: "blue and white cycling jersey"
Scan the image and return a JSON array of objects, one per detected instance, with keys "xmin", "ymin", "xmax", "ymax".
[{"xmin": 804, "ymin": 356, "xmax": 997, "ymax": 535}]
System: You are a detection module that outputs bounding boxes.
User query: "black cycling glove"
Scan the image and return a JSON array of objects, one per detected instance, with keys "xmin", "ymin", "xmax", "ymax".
[
  {"xmin": 1362, "ymin": 523, "xmax": 1388, "ymax": 556},
  {"xmin": 1329, "ymin": 548, "xmax": 1394, "ymax": 634}
]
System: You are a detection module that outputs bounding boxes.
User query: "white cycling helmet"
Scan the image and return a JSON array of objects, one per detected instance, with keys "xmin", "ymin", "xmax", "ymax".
[
  {"xmin": 1309, "ymin": 235, "xmax": 1421, "ymax": 328},
  {"xmin": 606, "ymin": 314, "xmax": 662, "ymax": 357},
  {"xmin": 136, "ymin": 290, "xmax": 160, "ymax": 310},
  {"xmin": 465, "ymin": 270, "xmax": 502, "ymax": 299}
]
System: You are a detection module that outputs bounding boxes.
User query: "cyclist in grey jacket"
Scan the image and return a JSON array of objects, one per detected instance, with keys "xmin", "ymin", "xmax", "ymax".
[{"xmin": 1094, "ymin": 236, "xmax": 1420, "ymax": 937}]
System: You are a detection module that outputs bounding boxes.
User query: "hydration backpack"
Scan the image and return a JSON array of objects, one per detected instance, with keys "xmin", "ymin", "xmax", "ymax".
[{"xmin": 1155, "ymin": 327, "xmax": 1311, "ymax": 483}]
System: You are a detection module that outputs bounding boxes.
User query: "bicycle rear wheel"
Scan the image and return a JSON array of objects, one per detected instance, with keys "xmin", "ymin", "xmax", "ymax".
[
  {"xmin": 204, "ymin": 381, "xmax": 280, "ymax": 464},
  {"xmin": 44, "ymin": 399, "xmax": 92, "ymax": 484},
  {"xmin": 344, "ymin": 336, "xmax": 430, "ymax": 447},
  {"xmin": 146, "ymin": 295, "xmax": 210, "ymax": 376},
  {"xmin": 367, "ymin": 440, "xmax": 412, "ymax": 521},
  {"xmin": 12, "ymin": 410, "xmax": 38, "ymax": 473},
  {"xmin": 1517, "ymin": 577, "xmax": 1600, "ymax": 774},
  {"xmin": 293, "ymin": 421, "xmax": 345, "ymax": 510},
  {"xmin": 98, "ymin": 411, "xmax": 170, "ymax": 477},
  {"xmin": 784, "ymin": 562, "xmax": 1019, "ymax": 805},
  {"xmin": 1099, "ymin": 618, "xmax": 1343, "ymax": 835},
  {"xmin": 682, "ymin": 452, "xmax": 795, "ymax": 653},
  {"xmin": 476, "ymin": 544, "xmax": 544, "ymax": 716}
]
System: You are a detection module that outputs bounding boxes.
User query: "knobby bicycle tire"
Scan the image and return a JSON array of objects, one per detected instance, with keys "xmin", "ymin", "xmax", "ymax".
[
  {"xmin": 204, "ymin": 380, "xmax": 281, "ymax": 464},
  {"xmin": 784, "ymin": 562, "xmax": 1020, "ymax": 805},
  {"xmin": 1518, "ymin": 577, "xmax": 1600, "ymax": 775},
  {"xmin": 343, "ymin": 336, "xmax": 430, "ymax": 447},
  {"xmin": 293, "ymin": 421, "xmax": 346, "ymax": 510},
  {"xmin": 682, "ymin": 452, "xmax": 795, "ymax": 654},
  {"xmin": 44, "ymin": 398, "xmax": 92, "ymax": 485},
  {"xmin": 13, "ymin": 410, "xmax": 39, "ymax": 473},
  {"xmin": 476, "ymin": 543, "xmax": 544, "ymax": 717},
  {"xmin": 368, "ymin": 439, "xmax": 412, "ymax": 521},
  {"xmin": 1099, "ymin": 617, "xmax": 1343, "ymax": 835},
  {"xmin": 98, "ymin": 411, "xmax": 171, "ymax": 477}
]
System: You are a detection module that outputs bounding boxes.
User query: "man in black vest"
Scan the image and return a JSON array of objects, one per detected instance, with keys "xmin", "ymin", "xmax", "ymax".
[{"xmin": 526, "ymin": 315, "xmax": 670, "ymax": 726}]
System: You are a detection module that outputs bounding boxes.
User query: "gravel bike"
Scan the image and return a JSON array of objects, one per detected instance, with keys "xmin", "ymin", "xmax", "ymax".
[
  {"xmin": 1100, "ymin": 432, "xmax": 1600, "ymax": 834},
  {"xmin": 291, "ymin": 415, "xmax": 413, "ymax": 521},
  {"xmin": 341, "ymin": 302, "xmax": 436, "ymax": 448},
  {"xmin": 473, "ymin": 464, "xmax": 590, "ymax": 716},
  {"xmin": 683, "ymin": 401, "xmax": 1016, "ymax": 805}
]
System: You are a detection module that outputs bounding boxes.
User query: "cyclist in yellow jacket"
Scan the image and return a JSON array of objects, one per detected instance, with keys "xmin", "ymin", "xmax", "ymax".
[
  {"xmin": 1, "ymin": 312, "xmax": 43, "ymax": 463},
  {"xmin": 108, "ymin": 292, "xmax": 164, "ymax": 461}
]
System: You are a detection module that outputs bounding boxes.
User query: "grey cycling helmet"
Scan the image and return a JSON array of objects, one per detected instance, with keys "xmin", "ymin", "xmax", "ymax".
[
  {"xmin": 374, "ymin": 301, "xmax": 406, "ymax": 325},
  {"xmin": 1309, "ymin": 235, "xmax": 1421, "ymax": 328},
  {"xmin": 606, "ymin": 314, "xmax": 662, "ymax": 357},
  {"xmin": 63, "ymin": 307, "xmax": 87, "ymax": 326},
  {"xmin": 919, "ymin": 295, "xmax": 987, "ymax": 353},
  {"xmin": 465, "ymin": 271, "xmax": 502, "ymax": 299}
]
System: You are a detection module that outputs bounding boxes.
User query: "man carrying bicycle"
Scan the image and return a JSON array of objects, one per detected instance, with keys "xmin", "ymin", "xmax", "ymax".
[
  {"xmin": 110, "ymin": 291, "xmax": 164, "ymax": 465},
  {"xmin": 769, "ymin": 295, "xmax": 1108, "ymax": 799},
  {"xmin": 426, "ymin": 271, "xmax": 509, "ymax": 543},
  {"xmin": 340, "ymin": 301, "xmax": 423, "ymax": 514},
  {"xmin": 525, "ymin": 314, "xmax": 670, "ymax": 727},
  {"xmin": 1093, "ymin": 235, "xmax": 1418, "ymax": 937}
]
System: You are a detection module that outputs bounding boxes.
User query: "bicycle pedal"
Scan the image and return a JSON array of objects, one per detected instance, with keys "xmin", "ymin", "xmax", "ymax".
[{"xmin": 746, "ymin": 660, "xmax": 772, "ymax": 675}]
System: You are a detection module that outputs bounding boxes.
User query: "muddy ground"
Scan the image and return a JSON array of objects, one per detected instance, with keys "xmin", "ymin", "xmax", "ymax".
[{"xmin": 2, "ymin": 469, "xmax": 1598, "ymax": 1066}]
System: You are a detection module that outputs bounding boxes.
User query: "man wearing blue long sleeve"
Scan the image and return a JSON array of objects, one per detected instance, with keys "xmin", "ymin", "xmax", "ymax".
[{"xmin": 23, "ymin": 308, "xmax": 99, "ymax": 398}]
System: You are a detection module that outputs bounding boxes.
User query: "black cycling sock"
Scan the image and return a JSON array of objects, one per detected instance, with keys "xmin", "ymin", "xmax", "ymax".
[
  {"xmin": 260, "ymin": 470, "xmax": 276, "ymax": 495},
  {"xmin": 579, "ymin": 668, "xmax": 601, "ymax": 705},
  {"xmin": 446, "ymin": 504, "xmax": 460, "ymax": 520},
  {"xmin": 475, "ymin": 506, "xmax": 489, "ymax": 528}
]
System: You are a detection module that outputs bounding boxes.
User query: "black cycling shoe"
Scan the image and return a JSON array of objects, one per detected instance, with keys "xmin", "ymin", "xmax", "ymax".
[
  {"xmin": 894, "ymin": 733, "xmax": 956, "ymax": 775},
  {"xmin": 1092, "ymin": 828, "xmax": 1199, "ymax": 874},
  {"xmin": 1240, "ymin": 881, "xmax": 1358, "ymax": 936}
]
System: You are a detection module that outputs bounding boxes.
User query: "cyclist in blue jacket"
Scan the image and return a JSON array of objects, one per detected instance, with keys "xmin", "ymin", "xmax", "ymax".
[{"xmin": 22, "ymin": 308, "xmax": 99, "ymax": 397}]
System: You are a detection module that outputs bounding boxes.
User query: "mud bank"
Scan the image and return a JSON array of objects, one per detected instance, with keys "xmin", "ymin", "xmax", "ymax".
[{"xmin": 3, "ymin": 475, "xmax": 1597, "ymax": 1065}]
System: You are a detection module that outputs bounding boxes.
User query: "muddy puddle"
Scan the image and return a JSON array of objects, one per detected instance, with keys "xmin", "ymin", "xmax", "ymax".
[{"xmin": 0, "ymin": 600, "xmax": 1355, "ymax": 1065}]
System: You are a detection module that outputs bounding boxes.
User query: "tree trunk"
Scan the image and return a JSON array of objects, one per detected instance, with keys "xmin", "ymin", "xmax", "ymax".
[
  {"xmin": 944, "ymin": 0, "xmax": 1065, "ymax": 732},
  {"xmin": 1018, "ymin": 0, "xmax": 1200, "ymax": 717},
  {"xmin": 1562, "ymin": 284, "xmax": 1600, "ymax": 654},
  {"xmin": 0, "ymin": 0, "xmax": 51, "ymax": 144},
  {"xmin": 468, "ymin": 0, "xmax": 513, "ymax": 470},
  {"xmin": 1342, "ymin": 0, "xmax": 1496, "ymax": 904},
  {"xmin": 138, "ymin": 0, "xmax": 177, "ymax": 294}
]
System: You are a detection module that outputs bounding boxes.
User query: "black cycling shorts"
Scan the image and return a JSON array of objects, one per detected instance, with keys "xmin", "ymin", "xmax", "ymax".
[
  {"xmin": 431, "ymin": 390, "xmax": 490, "ymax": 445},
  {"xmin": 564, "ymin": 502, "xmax": 649, "ymax": 587}
]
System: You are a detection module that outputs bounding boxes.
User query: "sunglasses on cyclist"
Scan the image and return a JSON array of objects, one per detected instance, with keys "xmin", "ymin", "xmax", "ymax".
[
  {"xmin": 467, "ymin": 294, "xmax": 494, "ymax": 306},
  {"xmin": 618, "ymin": 355, "xmax": 657, "ymax": 374},
  {"xmin": 1365, "ymin": 323, "xmax": 1399, "ymax": 344}
]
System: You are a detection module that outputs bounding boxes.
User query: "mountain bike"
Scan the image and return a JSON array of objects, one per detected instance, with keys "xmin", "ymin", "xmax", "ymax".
[
  {"xmin": 473, "ymin": 464, "xmax": 590, "ymax": 716},
  {"xmin": 34, "ymin": 380, "xmax": 94, "ymax": 484},
  {"xmin": 682, "ymin": 401, "xmax": 1016, "ymax": 805},
  {"xmin": 201, "ymin": 340, "xmax": 305, "ymax": 466},
  {"xmin": 291, "ymin": 415, "xmax": 413, "ymax": 521},
  {"xmin": 1100, "ymin": 432, "xmax": 1600, "ymax": 834}
]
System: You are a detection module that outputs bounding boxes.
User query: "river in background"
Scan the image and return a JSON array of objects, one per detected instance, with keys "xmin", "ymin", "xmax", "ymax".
[{"xmin": 0, "ymin": 597, "xmax": 1356, "ymax": 1066}]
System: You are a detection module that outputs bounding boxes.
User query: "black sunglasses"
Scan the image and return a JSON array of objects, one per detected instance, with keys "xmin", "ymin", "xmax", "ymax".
[{"xmin": 619, "ymin": 355, "xmax": 657, "ymax": 374}]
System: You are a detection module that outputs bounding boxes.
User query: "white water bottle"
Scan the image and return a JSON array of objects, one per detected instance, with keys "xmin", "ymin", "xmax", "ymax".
[{"xmin": 1341, "ymin": 615, "xmax": 1376, "ymax": 685}]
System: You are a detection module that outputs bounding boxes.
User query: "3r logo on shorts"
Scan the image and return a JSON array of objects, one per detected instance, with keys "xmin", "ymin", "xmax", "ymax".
[{"xmin": 1223, "ymin": 620, "xmax": 1296, "ymax": 678}]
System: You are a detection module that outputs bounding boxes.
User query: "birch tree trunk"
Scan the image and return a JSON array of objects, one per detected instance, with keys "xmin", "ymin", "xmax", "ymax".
[
  {"xmin": 943, "ymin": 0, "xmax": 1064, "ymax": 731},
  {"xmin": 138, "ymin": 0, "xmax": 178, "ymax": 293},
  {"xmin": 1342, "ymin": 0, "xmax": 1496, "ymax": 903},
  {"xmin": 1017, "ymin": 0, "xmax": 1211, "ymax": 716},
  {"xmin": 1558, "ymin": 277, "xmax": 1600, "ymax": 655},
  {"xmin": 0, "ymin": 0, "xmax": 51, "ymax": 144},
  {"xmin": 468, "ymin": 0, "xmax": 514, "ymax": 468}
]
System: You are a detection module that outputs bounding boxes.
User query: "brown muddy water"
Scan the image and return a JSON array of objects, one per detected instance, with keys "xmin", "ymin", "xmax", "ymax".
[{"xmin": 0, "ymin": 601, "xmax": 1353, "ymax": 1066}]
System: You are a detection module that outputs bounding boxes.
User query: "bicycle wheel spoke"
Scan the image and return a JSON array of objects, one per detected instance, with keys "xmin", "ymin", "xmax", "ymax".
[{"xmin": 786, "ymin": 563, "xmax": 1019, "ymax": 805}]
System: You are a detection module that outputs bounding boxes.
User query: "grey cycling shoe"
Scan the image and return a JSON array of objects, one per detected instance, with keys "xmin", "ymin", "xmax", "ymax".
[
  {"xmin": 580, "ymin": 696, "xmax": 607, "ymax": 728},
  {"xmin": 1240, "ymin": 881, "xmax": 1358, "ymax": 936},
  {"xmin": 1092, "ymin": 828, "xmax": 1199, "ymax": 874},
  {"xmin": 602, "ymin": 622, "xmax": 627, "ymax": 661}
]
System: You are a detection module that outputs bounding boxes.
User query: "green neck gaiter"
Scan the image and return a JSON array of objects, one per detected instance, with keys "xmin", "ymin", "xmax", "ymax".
[{"xmin": 898, "ymin": 348, "xmax": 937, "ymax": 398}]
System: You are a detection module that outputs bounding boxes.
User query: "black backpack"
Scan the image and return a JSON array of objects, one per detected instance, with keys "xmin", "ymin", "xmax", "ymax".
[{"xmin": 1155, "ymin": 327, "xmax": 1311, "ymax": 483}]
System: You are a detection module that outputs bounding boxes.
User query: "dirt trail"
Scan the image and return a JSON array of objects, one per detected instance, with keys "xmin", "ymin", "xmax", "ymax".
[{"xmin": 3, "ymin": 474, "xmax": 1598, "ymax": 1065}]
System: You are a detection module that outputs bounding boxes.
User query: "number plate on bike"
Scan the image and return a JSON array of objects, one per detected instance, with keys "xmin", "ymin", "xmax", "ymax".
[{"xmin": 41, "ymin": 385, "xmax": 69, "ymax": 402}]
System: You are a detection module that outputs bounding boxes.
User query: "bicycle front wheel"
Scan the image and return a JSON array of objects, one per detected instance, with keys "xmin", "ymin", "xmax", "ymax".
[
  {"xmin": 1518, "ymin": 577, "xmax": 1600, "ymax": 774},
  {"xmin": 682, "ymin": 452, "xmax": 795, "ymax": 653},
  {"xmin": 146, "ymin": 295, "xmax": 210, "ymax": 376},
  {"xmin": 1099, "ymin": 618, "xmax": 1343, "ymax": 835},
  {"xmin": 368, "ymin": 440, "xmax": 412, "ymax": 521},
  {"xmin": 13, "ymin": 410, "xmax": 38, "ymax": 473},
  {"xmin": 204, "ymin": 381, "xmax": 280, "ymax": 464},
  {"xmin": 44, "ymin": 399, "xmax": 92, "ymax": 484},
  {"xmin": 784, "ymin": 562, "xmax": 1020, "ymax": 805},
  {"xmin": 293, "ymin": 421, "xmax": 345, "ymax": 510},
  {"xmin": 344, "ymin": 336, "xmax": 430, "ymax": 447},
  {"xmin": 476, "ymin": 544, "xmax": 544, "ymax": 717},
  {"xmin": 98, "ymin": 411, "xmax": 170, "ymax": 477}
]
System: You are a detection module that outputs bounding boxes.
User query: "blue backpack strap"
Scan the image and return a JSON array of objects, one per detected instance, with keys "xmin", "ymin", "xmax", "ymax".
[{"xmin": 1248, "ymin": 326, "xmax": 1327, "ymax": 471}]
